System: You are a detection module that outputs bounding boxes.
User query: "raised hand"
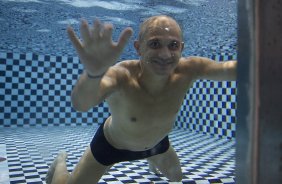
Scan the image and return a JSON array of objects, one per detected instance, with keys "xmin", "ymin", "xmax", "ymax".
[{"xmin": 67, "ymin": 19, "xmax": 133, "ymax": 75}]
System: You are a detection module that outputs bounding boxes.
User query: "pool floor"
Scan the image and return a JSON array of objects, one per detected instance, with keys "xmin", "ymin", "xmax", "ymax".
[{"xmin": 0, "ymin": 125, "xmax": 235, "ymax": 184}]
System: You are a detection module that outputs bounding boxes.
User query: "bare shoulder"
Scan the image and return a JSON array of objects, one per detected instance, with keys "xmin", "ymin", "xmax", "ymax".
[
  {"xmin": 176, "ymin": 56, "xmax": 218, "ymax": 81},
  {"xmin": 113, "ymin": 60, "xmax": 139, "ymax": 75},
  {"xmin": 179, "ymin": 56, "xmax": 213, "ymax": 67},
  {"xmin": 115, "ymin": 60, "xmax": 140, "ymax": 70},
  {"xmin": 107, "ymin": 60, "xmax": 139, "ymax": 82},
  {"xmin": 179, "ymin": 56, "xmax": 237, "ymax": 81},
  {"xmin": 177, "ymin": 56, "xmax": 204, "ymax": 75}
]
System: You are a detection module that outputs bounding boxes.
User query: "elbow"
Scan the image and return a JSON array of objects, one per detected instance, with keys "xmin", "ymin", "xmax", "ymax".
[
  {"xmin": 71, "ymin": 91, "xmax": 91, "ymax": 112},
  {"xmin": 72, "ymin": 102, "xmax": 89, "ymax": 112},
  {"xmin": 233, "ymin": 72, "xmax": 237, "ymax": 81},
  {"xmin": 225, "ymin": 60, "xmax": 237, "ymax": 81},
  {"xmin": 233, "ymin": 60, "xmax": 237, "ymax": 80}
]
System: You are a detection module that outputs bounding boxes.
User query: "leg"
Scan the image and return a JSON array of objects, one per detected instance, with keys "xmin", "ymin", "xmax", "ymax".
[
  {"xmin": 47, "ymin": 151, "xmax": 70, "ymax": 184},
  {"xmin": 46, "ymin": 147, "xmax": 111, "ymax": 184},
  {"xmin": 148, "ymin": 159, "xmax": 160, "ymax": 174},
  {"xmin": 147, "ymin": 145, "xmax": 182, "ymax": 182}
]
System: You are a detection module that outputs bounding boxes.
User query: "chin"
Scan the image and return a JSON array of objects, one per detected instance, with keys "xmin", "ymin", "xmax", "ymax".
[
  {"xmin": 153, "ymin": 68, "xmax": 174, "ymax": 76},
  {"xmin": 151, "ymin": 63, "xmax": 177, "ymax": 76}
]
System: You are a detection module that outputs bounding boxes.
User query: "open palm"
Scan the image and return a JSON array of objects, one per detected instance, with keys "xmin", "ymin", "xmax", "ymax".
[{"xmin": 67, "ymin": 19, "xmax": 133, "ymax": 75}]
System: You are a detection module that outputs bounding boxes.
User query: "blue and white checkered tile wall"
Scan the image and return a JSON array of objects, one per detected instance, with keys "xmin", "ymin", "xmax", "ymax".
[
  {"xmin": 176, "ymin": 54, "xmax": 237, "ymax": 139},
  {"xmin": 0, "ymin": 52, "xmax": 110, "ymax": 127},
  {"xmin": 0, "ymin": 52, "xmax": 236, "ymax": 139},
  {"xmin": 176, "ymin": 80, "xmax": 237, "ymax": 139}
]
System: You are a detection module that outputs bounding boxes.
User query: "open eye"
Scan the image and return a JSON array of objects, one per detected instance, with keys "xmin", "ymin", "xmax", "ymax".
[
  {"xmin": 168, "ymin": 41, "xmax": 181, "ymax": 50},
  {"xmin": 148, "ymin": 39, "xmax": 161, "ymax": 49}
]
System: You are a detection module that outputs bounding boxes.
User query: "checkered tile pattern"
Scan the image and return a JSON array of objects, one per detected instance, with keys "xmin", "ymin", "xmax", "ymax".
[
  {"xmin": 0, "ymin": 52, "xmax": 236, "ymax": 139},
  {"xmin": 176, "ymin": 79, "xmax": 237, "ymax": 139},
  {"xmin": 0, "ymin": 52, "xmax": 110, "ymax": 128},
  {"xmin": 0, "ymin": 125, "xmax": 235, "ymax": 184}
]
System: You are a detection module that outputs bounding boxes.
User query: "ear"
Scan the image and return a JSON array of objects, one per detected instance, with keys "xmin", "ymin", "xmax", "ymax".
[{"xmin": 134, "ymin": 40, "xmax": 141, "ymax": 56}]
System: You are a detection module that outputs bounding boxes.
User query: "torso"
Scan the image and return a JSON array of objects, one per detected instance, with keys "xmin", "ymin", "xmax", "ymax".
[{"xmin": 103, "ymin": 59, "xmax": 195, "ymax": 151}]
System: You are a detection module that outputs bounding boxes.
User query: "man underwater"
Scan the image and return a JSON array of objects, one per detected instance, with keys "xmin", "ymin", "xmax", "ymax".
[{"xmin": 46, "ymin": 15, "xmax": 236, "ymax": 184}]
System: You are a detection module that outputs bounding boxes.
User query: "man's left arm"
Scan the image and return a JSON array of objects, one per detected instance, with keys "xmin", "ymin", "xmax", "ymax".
[{"xmin": 189, "ymin": 56, "xmax": 237, "ymax": 81}]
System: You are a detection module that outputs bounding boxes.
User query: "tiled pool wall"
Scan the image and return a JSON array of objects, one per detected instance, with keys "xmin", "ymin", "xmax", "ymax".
[
  {"xmin": 0, "ymin": 51, "xmax": 237, "ymax": 139},
  {"xmin": 0, "ymin": 0, "xmax": 237, "ymax": 139}
]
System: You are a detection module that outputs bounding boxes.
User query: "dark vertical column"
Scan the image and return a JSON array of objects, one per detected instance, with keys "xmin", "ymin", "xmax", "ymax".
[
  {"xmin": 257, "ymin": 0, "xmax": 282, "ymax": 183},
  {"xmin": 236, "ymin": 0, "xmax": 258, "ymax": 183},
  {"xmin": 237, "ymin": 0, "xmax": 282, "ymax": 183}
]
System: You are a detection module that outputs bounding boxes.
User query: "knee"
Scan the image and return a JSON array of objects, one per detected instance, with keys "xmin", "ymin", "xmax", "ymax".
[{"xmin": 166, "ymin": 169, "xmax": 183, "ymax": 182}]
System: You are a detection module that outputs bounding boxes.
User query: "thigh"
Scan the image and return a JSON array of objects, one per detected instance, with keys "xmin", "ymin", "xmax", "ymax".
[
  {"xmin": 147, "ymin": 145, "xmax": 182, "ymax": 181},
  {"xmin": 67, "ymin": 146, "xmax": 111, "ymax": 184}
]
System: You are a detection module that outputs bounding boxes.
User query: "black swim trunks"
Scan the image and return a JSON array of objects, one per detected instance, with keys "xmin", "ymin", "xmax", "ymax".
[{"xmin": 90, "ymin": 123, "xmax": 170, "ymax": 166}]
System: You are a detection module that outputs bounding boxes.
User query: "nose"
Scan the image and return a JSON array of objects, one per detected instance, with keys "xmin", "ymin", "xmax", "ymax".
[{"xmin": 158, "ymin": 47, "xmax": 172, "ymax": 60}]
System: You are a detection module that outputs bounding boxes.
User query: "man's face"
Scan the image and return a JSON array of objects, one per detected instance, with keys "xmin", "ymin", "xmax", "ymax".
[{"xmin": 135, "ymin": 18, "xmax": 184, "ymax": 76}]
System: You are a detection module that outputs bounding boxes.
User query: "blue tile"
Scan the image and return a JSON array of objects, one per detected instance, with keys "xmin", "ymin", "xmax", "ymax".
[{"xmin": 1, "ymin": 126, "xmax": 234, "ymax": 183}]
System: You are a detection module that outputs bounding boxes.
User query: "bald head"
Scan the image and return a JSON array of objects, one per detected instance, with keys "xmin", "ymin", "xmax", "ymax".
[{"xmin": 138, "ymin": 15, "xmax": 183, "ymax": 43}]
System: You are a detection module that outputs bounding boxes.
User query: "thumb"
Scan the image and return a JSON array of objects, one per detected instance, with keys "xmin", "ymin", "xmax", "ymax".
[
  {"xmin": 67, "ymin": 26, "xmax": 84, "ymax": 55},
  {"xmin": 116, "ymin": 27, "xmax": 133, "ymax": 51}
]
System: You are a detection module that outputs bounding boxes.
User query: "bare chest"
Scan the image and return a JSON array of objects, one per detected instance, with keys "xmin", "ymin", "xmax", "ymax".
[
  {"xmin": 104, "ymin": 76, "xmax": 193, "ymax": 150},
  {"xmin": 125, "ymin": 90, "xmax": 183, "ymax": 117},
  {"xmin": 108, "ymin": 78, "xmax": 191, "ymax": 122}
]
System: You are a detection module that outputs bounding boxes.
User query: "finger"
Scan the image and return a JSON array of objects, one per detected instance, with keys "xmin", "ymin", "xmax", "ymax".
[
  {"xmin": 116, "ymin": 27, "xmax": 133, "ymax": 51},
  {"xmin": 80, "ymin": 19, "xmax": 91, "ymax": 44},
  {"xmin": 92, "ymin": 19, "xmax": 102, "ymax": 41},
  {"xmin": 102, "ymin": 23, "xmax": 113, "ymax": 41},
  {"xmin": 67, "ymin": 26, "xmax": 83, "ymax": 54}
]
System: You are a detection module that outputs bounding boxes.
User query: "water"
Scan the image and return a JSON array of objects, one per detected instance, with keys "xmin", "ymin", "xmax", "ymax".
[
  {"xmin": 0, "ymin": 0, "xmax": 237, "ymax": 183},
  {"xmin": 0, "ymin": 0, "xmax": 237, "ymax": 58}
]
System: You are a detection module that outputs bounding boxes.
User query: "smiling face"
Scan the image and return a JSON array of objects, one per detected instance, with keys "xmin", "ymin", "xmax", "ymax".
[{"xmin": 135, "ymin": 16, "xmax": 184, "ymax": 76}]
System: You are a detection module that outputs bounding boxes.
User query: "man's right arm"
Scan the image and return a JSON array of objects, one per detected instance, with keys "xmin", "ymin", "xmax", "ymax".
[
  {"xmin": 67, "ymin": 19, "xmax": 132, "ymax": 111},
  {"xmin": 71, "ymin": 72, "xmax": 102, "ymax": 112},
  {"xmin": 71, "ymin": 67, "xmax": 120, "ymax": 112}
]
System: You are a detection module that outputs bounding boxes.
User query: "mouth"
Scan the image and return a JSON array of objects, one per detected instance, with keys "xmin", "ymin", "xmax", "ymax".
[{"xmin": 152, "ymin": 60, "xmax": 174, "ymax": 67}]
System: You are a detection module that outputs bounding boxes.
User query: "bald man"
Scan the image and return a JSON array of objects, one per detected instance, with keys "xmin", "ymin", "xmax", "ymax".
[{"xmin": 46, "ymin": 15, "xmax": 237, "ymax": 184}]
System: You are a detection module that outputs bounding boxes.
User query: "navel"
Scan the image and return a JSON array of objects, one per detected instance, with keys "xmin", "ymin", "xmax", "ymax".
[{"xmin": 130, "ymin": 117, "xmax": 137, "ymax": 122}]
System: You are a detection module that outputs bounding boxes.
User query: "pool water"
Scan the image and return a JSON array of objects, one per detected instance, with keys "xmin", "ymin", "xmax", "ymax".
[
  {"xmin": 0, "ymin": 0, "xmax": 237, "ymax": 58},
  {"xmin": 0, "ymin": 0, "xmax": 237, "ymax": 183},
  {"xmin": 0, "ymin": 125, "xmax": 235, "ymax": 183}
]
